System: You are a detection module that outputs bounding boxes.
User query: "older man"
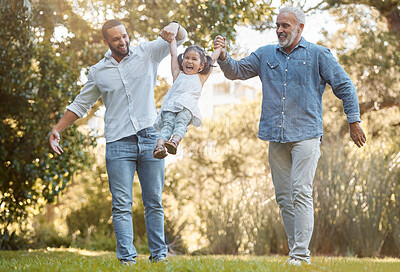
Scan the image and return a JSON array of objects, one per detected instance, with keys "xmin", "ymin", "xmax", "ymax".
[
  {"xmin": 214, "ymin": 7, "xmax": 366, "ymax": 265},
  {"xmin": 49, "ymin": 19, "xmax": 187, "ymax": 264}
]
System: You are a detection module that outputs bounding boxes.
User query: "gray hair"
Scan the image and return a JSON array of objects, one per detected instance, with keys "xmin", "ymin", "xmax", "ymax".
[{"xmin": 279, "ymin": 6, "xmax": 305, "ymax": 25}]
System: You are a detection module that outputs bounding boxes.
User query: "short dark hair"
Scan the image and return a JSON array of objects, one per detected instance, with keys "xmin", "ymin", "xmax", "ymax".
[
  {"xmin": 178, "ymin": 46, "xmax": 214, "ymax": 75},
  {"xmin": 102, "ymin": 19, "xmax": 123, "ymax": 39}
]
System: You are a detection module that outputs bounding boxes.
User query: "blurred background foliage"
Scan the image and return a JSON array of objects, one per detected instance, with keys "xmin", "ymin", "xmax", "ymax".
[{"xmin": 1, "ymin": 0, "xmax": 399, "ymax": 257}]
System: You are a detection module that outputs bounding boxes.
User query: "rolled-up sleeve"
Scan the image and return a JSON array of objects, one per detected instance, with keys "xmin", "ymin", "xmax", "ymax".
[
  {"xmin": 319, "ymin": 48, "xmax": 361, "ymax": 123},
  {"xmin": 66, "ymin": 67, "xmax": 101, "ymax": 118},
  {"xmin": 140, "ymin": 32, "xmax": 187, "ymax": 64},
  {"xmin": 140, "ymin": 37, "xmax": 170, "ymax": 63}
]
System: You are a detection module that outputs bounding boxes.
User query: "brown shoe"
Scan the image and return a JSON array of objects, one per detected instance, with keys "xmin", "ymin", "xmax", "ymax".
[
  {"xmin": 164, "ymin": 139, "xmax": 179, "ymax": 155},
  {"xmin": 153, "ymin": 144, "xmax": 167, "ymax": 159}
]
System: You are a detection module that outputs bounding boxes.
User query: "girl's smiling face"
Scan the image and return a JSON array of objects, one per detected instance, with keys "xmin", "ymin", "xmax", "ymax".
[{"xmin": 182, "ymin": 50, "xmax": 205, "ymax": 75}]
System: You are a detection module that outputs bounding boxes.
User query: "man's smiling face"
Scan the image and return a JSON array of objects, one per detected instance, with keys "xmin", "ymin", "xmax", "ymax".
[
  {"xmin": 276, "ymin": 11, "xmax": 302, "ymax": 49},
  {"xmin": 104, "ymin": 25, "xmax": 130, "ymax": 59}
]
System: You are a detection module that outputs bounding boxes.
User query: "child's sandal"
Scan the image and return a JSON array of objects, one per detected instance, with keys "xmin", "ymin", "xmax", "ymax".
[
  {"xmin": 153, "ymin": 144, "xmax": 167, "ymax": 159},
  {"xmin": 165, "ymin": 139, "xmax": 179, "ymax": 155}
]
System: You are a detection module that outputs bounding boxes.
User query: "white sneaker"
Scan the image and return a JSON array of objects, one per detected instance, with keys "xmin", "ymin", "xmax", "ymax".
[
  {"xmin": 284, "ymin": 258, "xmax": 310, "ymax": 266},
  {"xmin": 120, "ymin": 259, "xmax": 136, "ymax": 266},
  {"xmin": 285, "ymin": 258, "xmax": 302, "ymax": 266}
]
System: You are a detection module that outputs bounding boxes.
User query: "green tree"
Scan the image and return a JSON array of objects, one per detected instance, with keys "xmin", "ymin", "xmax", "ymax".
[
  {"xmin": 317, "ymin": 3, "xmax": 400, "ymax": 133},
  {"xmin": 0, "ymin": 1, "xmax": 96, "ymax": 248},
  {"xmin": 315, "ymin": 1, "xmax": 400, "ymax": 115},
  {"xmin": 323, "ymin": 0, "xmax": 400, "ymax": 35}
]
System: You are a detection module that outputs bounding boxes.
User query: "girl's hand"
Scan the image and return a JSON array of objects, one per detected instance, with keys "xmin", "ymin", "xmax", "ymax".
[
  {"xmin": 159, "ymin": 22, "xmax": 180, "ymax": 42},
  {"xmin": 159, "ymin": 29, "xmax": 176, "ymax": 42},
  {"xmin": 214, "ymin": 35, "xmax": 227, "ymax": 60}
]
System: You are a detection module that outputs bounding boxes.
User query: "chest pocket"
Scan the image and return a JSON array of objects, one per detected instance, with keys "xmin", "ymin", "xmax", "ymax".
[
  {"xmin": 293, "ymin": 59, "xmax": 311, "ymax": 85},
  {"xmin": 265, "ymin": 61, "xmax": 280, "ymax": 80}
]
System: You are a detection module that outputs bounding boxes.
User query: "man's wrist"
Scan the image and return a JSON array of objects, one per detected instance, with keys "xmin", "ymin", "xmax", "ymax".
[
  {"xmin": 217, "ymin": 52, "xmax": 229, "ymax": 63},
  {"xmin": 52, "ymin": 127, "xmax": 61, "ymax": 133}
]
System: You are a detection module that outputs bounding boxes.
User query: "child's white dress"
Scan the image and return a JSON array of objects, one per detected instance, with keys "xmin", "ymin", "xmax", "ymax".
[{"xmin": 154, "ymin": 72, "xmax": 202, "ymax": 131}]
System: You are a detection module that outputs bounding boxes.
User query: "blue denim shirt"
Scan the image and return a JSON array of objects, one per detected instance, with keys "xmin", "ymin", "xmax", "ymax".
[{"xmin": 218, "ymin": 38, "xmax": 361, "ymax": 143}]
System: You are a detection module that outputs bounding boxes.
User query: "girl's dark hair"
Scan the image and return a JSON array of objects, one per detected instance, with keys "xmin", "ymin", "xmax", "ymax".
[{"xmin": 177, "ymin": 45, "xmax": 214, "ymax": 75}]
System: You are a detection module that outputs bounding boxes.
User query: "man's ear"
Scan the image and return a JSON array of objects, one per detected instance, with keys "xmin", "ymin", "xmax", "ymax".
[
  {"xmin": 298, "ymin": 23, "xmax": 304, "ymax": 34},
  {"xmin": 103, "ymin": 39, "xmax": 109, "ymax": 47}
]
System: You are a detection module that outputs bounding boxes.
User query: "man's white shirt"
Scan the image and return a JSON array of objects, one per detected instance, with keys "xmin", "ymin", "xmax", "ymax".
[{"xmin": 67, "ymin": 36, "xmax": 186, "ymax": 143}]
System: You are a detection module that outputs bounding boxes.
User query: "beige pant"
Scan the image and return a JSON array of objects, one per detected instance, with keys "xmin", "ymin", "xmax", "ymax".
[{"xmin": 268, "ymin": 137, "xmax": 321, "ymax": 262}]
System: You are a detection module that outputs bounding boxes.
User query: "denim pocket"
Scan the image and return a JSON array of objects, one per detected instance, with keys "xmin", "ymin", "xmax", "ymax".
[
  {"xmin": 145, "ymin": 127, "xmax": 160, "ymax": 140},
  {"xmin": 106, "ymin": 136, "xmax": 139, "ymax": 160},
  {"xmin": 267, "ymin": 61, "xmax": 280, "ymax": 69},
  {"xmin": 265, "ymin": 61, "xmax": 280, "ymax": 80},
  {"xmin": 293, "ymin": 59, "xmax": 311, "ymax": 85}
]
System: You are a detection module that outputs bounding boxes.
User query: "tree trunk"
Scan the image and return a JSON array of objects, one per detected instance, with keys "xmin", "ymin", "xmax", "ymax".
[
  {"xmin": 359, "ymin": 98, "xmax": 400, "ymax": 115},
  {"xmin": 385, "ymin": 7, "xmax": 400, "ymax": 34}
]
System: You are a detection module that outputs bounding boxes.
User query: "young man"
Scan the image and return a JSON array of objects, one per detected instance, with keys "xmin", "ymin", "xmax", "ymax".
[{"xmin": 49, "ymin": 19, "xmax": 187, "ymax": 264}]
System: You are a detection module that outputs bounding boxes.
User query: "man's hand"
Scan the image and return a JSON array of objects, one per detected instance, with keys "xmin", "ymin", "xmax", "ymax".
[
  {"xmin": 49, "ymin": 128, "xmax": 64, "ymax": 155},
  {"xmin": 214, "ymin": 35, "xmax": 227, "ymax": 60},
  {"xmin": 349, "ymin": 122, "xmax": 366, "ymax": 148},
  {"xmin": 159, "ymin": 29, "xmax": 176, "ymax": 42},
  {"xmin": 160, "ymin": 23, "xmax": 179, "ymax": 42}
]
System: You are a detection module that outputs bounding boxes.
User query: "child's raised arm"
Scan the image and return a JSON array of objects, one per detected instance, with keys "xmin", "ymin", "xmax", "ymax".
[
  {"xmin": 210, "ymin": 46, "xmax": 222, "ymax": 65},
  {"xmin": 170, "ymin": 38, "xmax": 180, "ymax": 82}
]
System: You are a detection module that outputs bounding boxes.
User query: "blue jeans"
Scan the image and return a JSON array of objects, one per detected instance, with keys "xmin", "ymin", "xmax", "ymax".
[
  {"xmin": 105, "ymin": 127, "xmax": 167, "ymax": 261},
  {"xmin": 159, "ymin": 109, "xmax": 192, "ymax": 141}
]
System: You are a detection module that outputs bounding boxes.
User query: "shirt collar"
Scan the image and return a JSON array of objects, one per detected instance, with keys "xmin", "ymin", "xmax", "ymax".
[
  {"xmin": 276, "ymin": 37, "xmax": 308, "ymax": 54},
  {"xmin": 104, "ymin": 47, "xmax": 133, "ymax": 61}
]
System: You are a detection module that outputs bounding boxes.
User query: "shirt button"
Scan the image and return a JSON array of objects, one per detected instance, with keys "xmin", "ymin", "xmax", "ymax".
[
  {"xmin": 285, "ymin": 69, "xmax": 288, "ymax": 72},
  {"xmin": 282, "ymin": 112, "xmax": 284, "ymax": 114},
  {"xmin": 283, "ymin": 97, "xmax": 286, "ymax": 100},
  {"xmin": 279, "ymin": 125, "xmax": 282, "ymax": 128},
  {"xmin": 287, "ymin": 57, "xmax": 290, "ymax": 60},
  {"xmin": 284, "ymin": 83, "xmax": 287, "ymax": 86}
]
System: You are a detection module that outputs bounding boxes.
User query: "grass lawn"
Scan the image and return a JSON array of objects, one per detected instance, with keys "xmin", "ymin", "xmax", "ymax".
[{"xmin": 1, "ymin": 248, "xmax": 399, "ymax": 271}]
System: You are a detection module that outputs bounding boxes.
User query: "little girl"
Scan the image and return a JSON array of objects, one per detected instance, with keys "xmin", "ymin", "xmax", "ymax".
[{"xmin": 153, "ymin": 37, "xmax": 222, "ymax": 159}]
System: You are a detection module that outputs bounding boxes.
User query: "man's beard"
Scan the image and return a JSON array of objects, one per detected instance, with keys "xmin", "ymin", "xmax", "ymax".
[
  {"xmin": 278, "ymin": 24, "xmax": 298, "ymax": 48},
  {"xmin": 109, "ymin": 41, "xmax": 129, "ymax": 57}
]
